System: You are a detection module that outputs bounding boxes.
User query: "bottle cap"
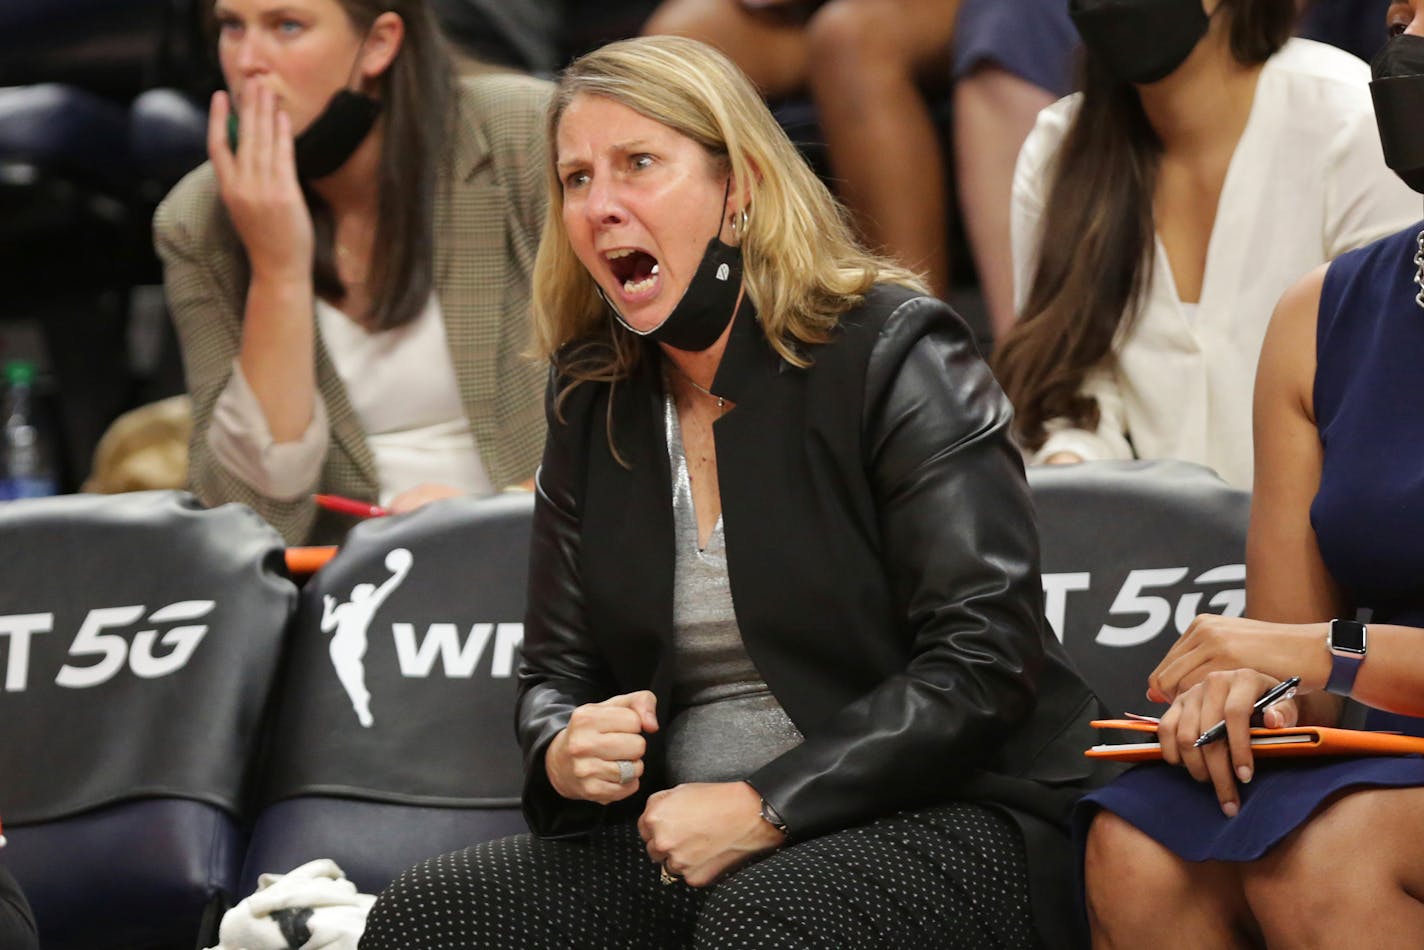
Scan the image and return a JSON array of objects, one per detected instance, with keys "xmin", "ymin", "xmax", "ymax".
[{"xmin": 4, "ymin": 360, "xmax": 36, "ymax": 387}]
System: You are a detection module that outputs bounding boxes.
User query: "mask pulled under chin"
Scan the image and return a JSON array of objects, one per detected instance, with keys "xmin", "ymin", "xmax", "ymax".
[
  {"xmin": 294, "ymin": 89, "xmax": 382, "ymax": 179},
  {"xmin": 1371, "ymin": 34, "xmax": 1424, "ymax": 195},
  {"xmin": 227, "ymin": 89, "xmax": 382, "ymax": 180},
  {"xmin": 610, "ymin": 236, "xmax": 744, "ymax": 352},
  {"xmin": 1069, "ymin": 0, "xmax": 1209, "ymax": 86}
]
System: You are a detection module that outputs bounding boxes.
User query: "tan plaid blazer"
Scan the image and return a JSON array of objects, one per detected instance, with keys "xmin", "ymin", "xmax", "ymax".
[{"xmin": 155, "ymin": 73, "xmax": 552, "ymax": 546}]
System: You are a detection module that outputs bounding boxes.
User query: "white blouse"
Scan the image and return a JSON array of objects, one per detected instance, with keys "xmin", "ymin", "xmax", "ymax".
[
  {"xmin": 208, "ymin": 293, "xmax": 493, "ymax": 506},
  {"xmin": 1011, "ymin": 39, "xmax": 1419, "ymax": 489}
]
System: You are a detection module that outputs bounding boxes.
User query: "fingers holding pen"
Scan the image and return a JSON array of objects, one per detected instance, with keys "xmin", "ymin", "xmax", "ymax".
[
  {"xmin": 1168, "ymin": 676, "xmax": 1242, "ymax": 816},
  {"xmin": 1192, "ymin": 672, "xmax": 1259, "ymax": 817},
  {"xmin": 1161, "ymin": 669, "xmax": 1295, "ymax": 818}
]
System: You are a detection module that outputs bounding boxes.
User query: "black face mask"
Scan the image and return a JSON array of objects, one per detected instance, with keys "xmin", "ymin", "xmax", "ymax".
[
  {"xmin": 605, "ymin": 185, "xmax": 744, "ymax": 353},
  {"xmin": 1371, "ymin": 34, "xmax": 1424, "ymax": 195},
  {"xmin": 1070, "ymin": 0, "xmax": 1210, "ymax": 86},
  {"xmin": 228, "ymin": 88, "xmax": 382, "ymax": 180}
]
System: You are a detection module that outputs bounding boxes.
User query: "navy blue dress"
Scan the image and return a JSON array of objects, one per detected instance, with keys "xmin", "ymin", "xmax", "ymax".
[{"xmin": 1076, "ymin": 223, "xmax": 1424, "ymax": 863}]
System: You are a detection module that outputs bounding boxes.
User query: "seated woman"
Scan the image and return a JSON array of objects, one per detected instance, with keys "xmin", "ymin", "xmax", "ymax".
[
  {"xmin": 994, "ymin": 0, "xmax": 1415, "ymax": 489},
  {"xmin": 155, "ymin": 0, "xmax": 549, "ymax": 545},
  {"xmin": 1082, "ymin": 8, "xmax": 1424, "ymax": 944},
  {"xmin": 359, "ymin": 35, "xmax": 1109, "ymax": 950}
]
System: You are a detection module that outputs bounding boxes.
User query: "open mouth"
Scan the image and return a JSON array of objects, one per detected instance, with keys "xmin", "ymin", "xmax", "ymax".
[{"xmin": 606, "ymin": 248, "xmax": 660, "ymax": 296}]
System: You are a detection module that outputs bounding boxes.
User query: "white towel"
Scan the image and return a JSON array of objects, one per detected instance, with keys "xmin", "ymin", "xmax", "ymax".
[{"xmin": 205, "ymin": 858, "xmax": 376, "ymax": 950}]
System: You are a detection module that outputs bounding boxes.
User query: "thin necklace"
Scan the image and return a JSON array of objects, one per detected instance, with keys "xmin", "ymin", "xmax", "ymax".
[
  {"xmin": 1413, "ymin": 228, "xmax": 1424, "ymax": 310},
  {"xmin": 335, "ymin": 242, "xmax": 369, "ymax": 287},
  {"xmin": 665, "ymin": 359, "xmax": 726, "ymax": 409}
]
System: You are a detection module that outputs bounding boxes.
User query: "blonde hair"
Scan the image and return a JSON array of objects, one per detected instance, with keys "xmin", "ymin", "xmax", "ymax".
[{"xmin": 532, "ymin": 35, "xmax": 924, "ymax": 407}]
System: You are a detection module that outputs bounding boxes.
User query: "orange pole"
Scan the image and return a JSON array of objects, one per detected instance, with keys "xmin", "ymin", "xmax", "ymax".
[{"xmin": 285, "ymin": 546, "xmax": 338, "ymax": 576}]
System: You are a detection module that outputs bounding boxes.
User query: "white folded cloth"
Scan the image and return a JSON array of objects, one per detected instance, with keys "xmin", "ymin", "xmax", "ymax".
[{"xmin": 205, "ymin": 858, "xmax": 376, "ymax": 950}]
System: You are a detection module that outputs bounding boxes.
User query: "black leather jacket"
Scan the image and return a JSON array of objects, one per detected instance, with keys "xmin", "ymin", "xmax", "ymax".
[{"xmin": 518, "ymin": 284, "xmax": 1108, "ymax": 846}]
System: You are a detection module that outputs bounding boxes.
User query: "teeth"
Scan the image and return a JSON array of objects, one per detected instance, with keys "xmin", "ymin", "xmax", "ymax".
[
  {"xmin": 620, "ymin": 263, "xmax": 658, "ymax": 296},
  {"xmin": 606, "ymin": 248, "xmax": 635, "ymax": 259},
  {"xmin": 623, "ymin": 270, "xmax": 658, "ymax": 295}
]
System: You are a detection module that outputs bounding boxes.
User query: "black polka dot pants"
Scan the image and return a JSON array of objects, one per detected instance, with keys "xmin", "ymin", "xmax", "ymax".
[{"xmin": 359, "ymin": 801, "xmax": 1041, "ymax": 949}]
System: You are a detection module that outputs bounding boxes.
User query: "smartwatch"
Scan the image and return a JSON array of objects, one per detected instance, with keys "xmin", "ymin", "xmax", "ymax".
[{"xmin": 1326, "ymin": 618, "xmax": 1367, "ymax": 696}]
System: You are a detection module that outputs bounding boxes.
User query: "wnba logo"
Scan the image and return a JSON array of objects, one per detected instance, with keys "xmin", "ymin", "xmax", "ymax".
[
  {"xmin": 322, "ymin": 548, "xmax": 413, "ymax": 728},
  {"xmin": 320, "ymin": 548, "xmax": 525, "ymax": 727}
]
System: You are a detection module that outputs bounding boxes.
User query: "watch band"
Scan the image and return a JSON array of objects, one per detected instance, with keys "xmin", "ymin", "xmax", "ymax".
[
  {"xmin": 1326, "ymin": 619, "xmax": 1367, "ymax": 696},
  {"xmin": 759, "ymin": 797, "xmax": 790, "ymax": 838}
]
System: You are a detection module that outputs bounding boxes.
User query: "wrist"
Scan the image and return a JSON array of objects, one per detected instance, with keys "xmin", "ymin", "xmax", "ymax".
[
  {"xmin": 744, "ymin": 781, "xmax": 790, "ymax": 845},
  {"xmin": 1302, "ymin": 621, "xmax": 1335, "ymax": 692},
  {"xmin": 545, "ymin": 728, "xmax": 573, "ymax": 799},
  {"xmin": 248, "ymin": 261, "xmax": 313, "ymax": 288},
  {"xmin": 1325, "ymin": 618, "xmax": 1368, "ymax": 697}
]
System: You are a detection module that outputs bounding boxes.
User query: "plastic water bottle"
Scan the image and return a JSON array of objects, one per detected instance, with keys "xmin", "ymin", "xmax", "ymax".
[{"xmin": 1, "ymin": 360, "xmax": 58, "ymax": 500}]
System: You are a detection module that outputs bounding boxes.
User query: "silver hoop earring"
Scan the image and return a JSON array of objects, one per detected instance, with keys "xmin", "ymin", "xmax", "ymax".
[{"xmin": 730, "ymin": 208, "xmax": 749, "ymax": 238}]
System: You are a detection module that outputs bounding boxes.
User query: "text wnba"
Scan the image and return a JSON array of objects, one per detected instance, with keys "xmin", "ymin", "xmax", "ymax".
[
  {"xmin": 391, "ymin": 622, "xmax": 523, "ymax": 678},
  {"xmin": 0, "ymin": 601, "xmax": 216, "ymax": 691}
]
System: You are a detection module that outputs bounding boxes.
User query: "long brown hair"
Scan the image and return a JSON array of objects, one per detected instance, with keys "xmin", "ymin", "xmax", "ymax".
[
  {"xmin": 992, "ymin": 0, "xmax": 1295, "ymax": 451},
  {"xmin": 309, "ymin": 0, "xmax": 453, "ymax": 331},
  {"xmin": 211, "ymin": 0, "xmax": 455, "ymax": 331}
]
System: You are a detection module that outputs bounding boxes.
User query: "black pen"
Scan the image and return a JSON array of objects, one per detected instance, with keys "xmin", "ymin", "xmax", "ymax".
[{"xmin": 1193, "ymin": 676, "xmax": 1301, "ymax": 749}]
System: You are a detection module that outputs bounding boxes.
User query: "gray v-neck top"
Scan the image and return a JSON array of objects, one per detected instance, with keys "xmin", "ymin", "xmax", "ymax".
[{"xmin": 662, "ymin": 395, "xmax": 803, "ymax": 785}]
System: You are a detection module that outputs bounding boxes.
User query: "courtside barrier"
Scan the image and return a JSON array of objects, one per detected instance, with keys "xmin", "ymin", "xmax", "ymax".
[
  {"xmin": 0, "ymin": 463, "xmax": 1251, "ymax": 945},
  {"xmin": 1028, "ymin": 459, "xmax": 1251, "ymax": 719},
  {"xmin": 0, "ymin": 491, "xmax": 295, "ymax": 949},
  {"xmin": 240, "ymin": 492, "xmax": 533, "ymax": 896}
]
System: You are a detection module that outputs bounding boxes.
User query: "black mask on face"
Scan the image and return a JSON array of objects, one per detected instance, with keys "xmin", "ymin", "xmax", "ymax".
[
  {"xmin": 604, "ymin": 181, "xmax": 745, "ymax": 353},
  {"xmin": 228, "ymin": 88, "xmax": 382, "ymax": 180},
  {"xmin": 1069, "ymin": 0, "xmax": 1210, "ymax": 86},
  {"xmin": 1371, "ymin": 34, "xmax": 1424, "ymax": 195}
]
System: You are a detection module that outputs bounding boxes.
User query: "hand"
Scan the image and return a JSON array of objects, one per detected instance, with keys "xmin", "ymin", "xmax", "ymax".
[
  {"xmin": 1042, "ymin": 451, "xmax": 1083, "ymax": 465},
  {"xmin": 387, "ymin": 483, "xmax": 464, "ymax": 515},
  {"xmin": 1157, "ymin": 669, "xmax": 1300, "ymax": 817},
  {"xmin": 1147, "ymin": 614, "xmax": 1330, "ymax": 704},
  {"xmin": 638, "ymin": 781, "xmax": 785, "ymax": 887},
  {"xmin": 208, "ymin": 85, "xmax": 314, "ymax": 281},
  {"xmin": 545, "ymin": 690, "xmax": 658, "ymax": 805}
]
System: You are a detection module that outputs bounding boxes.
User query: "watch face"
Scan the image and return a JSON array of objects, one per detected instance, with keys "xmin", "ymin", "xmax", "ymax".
[{"xmin": 1331, "ymin": 619, "xmax": 1368, "ymax": 655}]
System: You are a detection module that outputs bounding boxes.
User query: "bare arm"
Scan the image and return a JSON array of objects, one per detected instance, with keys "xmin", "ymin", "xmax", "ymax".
[{"xmin": 1242, "ymin": 263, "xmax": 1342, "ymax": 725}]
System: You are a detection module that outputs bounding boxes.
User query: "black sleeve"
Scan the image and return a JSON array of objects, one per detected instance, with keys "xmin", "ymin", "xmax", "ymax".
[
  {"xmin": 748, "ymin": 296, "xmax": 1048, "ymax": 838},
  {"xmin": 515, "ymin": 370, "xmax": 621, "ymax": 837}
]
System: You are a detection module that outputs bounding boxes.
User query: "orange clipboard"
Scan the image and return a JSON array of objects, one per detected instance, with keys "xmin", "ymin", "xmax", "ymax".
[{"xmin": 1087, "ymin": 718, "xmax": 1424, "ymax": 762}]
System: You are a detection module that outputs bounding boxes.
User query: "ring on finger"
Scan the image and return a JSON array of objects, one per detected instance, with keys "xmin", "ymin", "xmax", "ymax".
[
  {"xmin": 615, "ymin": 759, "xmax": 636, "ymax": 785},
  {"xmin": 660, "ymin": 863, "xmax": 682, "ymax": 886}
]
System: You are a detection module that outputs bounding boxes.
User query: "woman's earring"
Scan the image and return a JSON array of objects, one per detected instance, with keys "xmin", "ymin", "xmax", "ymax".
[{"xmin": 730, "ymin": 208, "xmax": 749, "ymax": 238}]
